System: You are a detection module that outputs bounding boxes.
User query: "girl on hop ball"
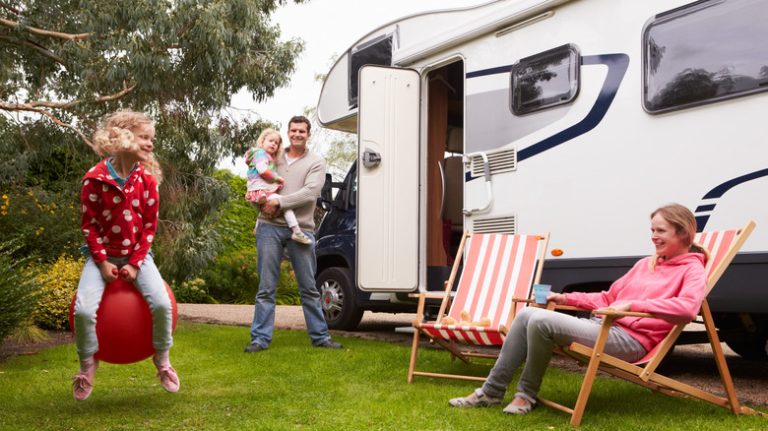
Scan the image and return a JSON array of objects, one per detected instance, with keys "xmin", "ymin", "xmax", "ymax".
[{"xmin": 72, "ymin": 110, "xmax": 179, "ymax": 401}]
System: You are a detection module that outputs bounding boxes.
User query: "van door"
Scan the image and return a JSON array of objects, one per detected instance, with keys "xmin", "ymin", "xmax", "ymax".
[{"xmin": 356, "ymin": 65, "xmax": 420, "ymax": 292}]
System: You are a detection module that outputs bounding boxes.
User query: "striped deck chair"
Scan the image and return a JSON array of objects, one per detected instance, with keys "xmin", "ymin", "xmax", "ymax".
[
  {"xmin": 407, "ymin": 231, "xmax": 550, "ymax": 383},
  {"xmin": 539, "ymin": 220, "xmax": 766, "ymax": 426}
]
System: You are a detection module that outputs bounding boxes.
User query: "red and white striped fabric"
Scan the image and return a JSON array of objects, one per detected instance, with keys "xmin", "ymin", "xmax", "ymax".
[
  {"xmin": 420, "ymin": 233, "xmax": 542, "ymax": 346},
  {"xmin": 694, "ymin": 228, "xmax": 739, "ymax": 291}
]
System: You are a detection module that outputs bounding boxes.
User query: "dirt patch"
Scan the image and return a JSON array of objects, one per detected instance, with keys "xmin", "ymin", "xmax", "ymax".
[{"xmin": 0, "ymin": 330, "xmax": 74, "ymax": 361}]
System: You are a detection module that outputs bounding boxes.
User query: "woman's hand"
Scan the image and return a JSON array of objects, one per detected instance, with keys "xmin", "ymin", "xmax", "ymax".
[
  {"xmin": 547, "ymin": 292, "xmax": 567, "ymax": 305},
  {"xmin": 609, "ymin": 301, "xmax": 632, "ymax": 312}
]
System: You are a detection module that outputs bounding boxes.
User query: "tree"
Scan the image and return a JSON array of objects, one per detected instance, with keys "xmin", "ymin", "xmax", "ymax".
[{"xmin": 1, "ymin": 0, "xmax": 309, "ymax": 282}]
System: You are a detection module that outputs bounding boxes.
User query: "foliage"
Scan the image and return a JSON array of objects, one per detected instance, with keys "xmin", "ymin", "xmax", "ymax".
[
  {"xmin": 1, "ymin": 0, "xmax": 309, "ymax": 282},
  {"xmin": 32, "ymin": 255, "xmax": 83, "ymax": 330},
  {"xmin": 201, "ymin": 248, "xmax": 299, "ymax": 305},
  {"xmin": 0, "ymin": 188, "xmax": 82, "ymax": 262},
  {"xmin": 0, "ymin": 240, "xmax": 41, "ymax": 343},
  {"xmin": 172, "ymin": 277, "xmax": 214, "ymax": 304},
  {"xmin": 211, "ymin": 169, "xmax": 260, "ymax": 255},
  {"xmin": 2, "ymin": 323, "xmax": 765, "ymax": 430}
]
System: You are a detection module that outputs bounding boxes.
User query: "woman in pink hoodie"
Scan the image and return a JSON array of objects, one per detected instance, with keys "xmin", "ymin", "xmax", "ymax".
[{"xmin": 448, "ymin": 203, "xmax": 708, "ymax": 415}]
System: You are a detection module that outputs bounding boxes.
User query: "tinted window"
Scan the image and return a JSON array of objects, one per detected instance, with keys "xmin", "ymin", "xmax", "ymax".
[
  {"xmin": 511, "ymin": 44, "xmax": 580, "ymax": 115},
  {"xmin": 348, "ymin": 35, "xmax": 393, "ymax": 107},
  {"xmin": 644, "ymin": 0, "xmax": 768, "ymax": 113}
]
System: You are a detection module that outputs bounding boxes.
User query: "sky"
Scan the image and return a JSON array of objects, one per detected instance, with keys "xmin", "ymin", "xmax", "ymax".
[{"xmin": 223, "ymin": 0, "xmax": 489, "ymax": 175}]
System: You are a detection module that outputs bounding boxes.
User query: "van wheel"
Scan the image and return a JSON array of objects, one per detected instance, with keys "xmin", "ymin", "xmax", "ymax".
[
  {"xmin": 317, "ymin": 267, "xmax": 363, "ymax": 330},
  {"xmin": 715, "ymin": 313, "xmax": 768, "ymax": 361}
]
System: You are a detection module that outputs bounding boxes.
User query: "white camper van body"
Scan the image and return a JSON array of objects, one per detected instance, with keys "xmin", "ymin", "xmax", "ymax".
[{"xmin": 314, "ymin": 0, "xmax": 768, "ymax": 358}]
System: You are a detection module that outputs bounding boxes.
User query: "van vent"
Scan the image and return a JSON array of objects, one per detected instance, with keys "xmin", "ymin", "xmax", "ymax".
[
  {"xmin": 470, "ymin": 149, "xmax": 517, "ymax": 178},
  {"xmin": 472, "ymin": 215, "xmax": 516, "ymax": 234}
]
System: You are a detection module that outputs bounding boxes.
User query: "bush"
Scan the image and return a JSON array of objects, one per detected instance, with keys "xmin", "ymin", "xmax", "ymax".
[
  {"xmin": 201, "ymin": 248, "xmax": 299, "ymax": 305},
  {"xmin": 173, "ymin": 277, "xmax": 215, "ymax": 304},
  {"xmin": 0, "ymin": 240, "xmax": 41, "ymax": 343},
  {"xmin": 33, "ymin": 256, "xmax": 83, "ymax": 330},
  {"xmin": 0, "ymin": 189, "xmax": 82, "ymax": 263}
]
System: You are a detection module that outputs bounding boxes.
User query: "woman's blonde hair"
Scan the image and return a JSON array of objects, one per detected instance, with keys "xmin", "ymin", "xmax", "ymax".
[
  {"xmin": 92, "ymin": 110, "xmax": 163, "ymax": 183},
  {"xmin": 255, "ymin": 128, "xmax": 283, "ymax": 160},
  {"xmin": 650, "ymin": 203, "xmax": 709, "ymax": 270}
]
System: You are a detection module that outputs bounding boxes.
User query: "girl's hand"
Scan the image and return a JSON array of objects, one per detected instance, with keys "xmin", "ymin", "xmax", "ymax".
[
  {"xmin": 98, "ymin": 261, "xmax": 119, "ymax": 283},
  {"xmin": 120, "ymin": 264, "xmax": 139, "ymax": 282},
  {"xmin": 548, "ymin": 293, "xmax": 567, "ymax": 305},
  {"xmin": 276, "ymin": 177, "xmax": 285, "ymax": 184}
]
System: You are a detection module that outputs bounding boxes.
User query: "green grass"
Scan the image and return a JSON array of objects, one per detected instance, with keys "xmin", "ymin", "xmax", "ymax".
[{"xmin": 0, "ymin": 322, "xmax": 765, "ymax": 430}]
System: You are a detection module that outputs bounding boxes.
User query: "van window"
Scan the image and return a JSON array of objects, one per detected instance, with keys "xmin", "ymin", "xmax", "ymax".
[
  {"xmin": 643, "ymin": 0, "xmax": 768, "ymax": 113},
  {"xmin": 510, "ymin": 44, "xmax": 580, "ymax": 115},
  {"xmin": 348, "ymin": 35, "xmax": 393, "ymax": 107}
]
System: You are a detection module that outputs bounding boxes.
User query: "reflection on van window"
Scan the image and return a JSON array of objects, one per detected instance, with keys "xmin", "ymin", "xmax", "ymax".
[
  {"xmin": 511, "ymin": 44, "xmax": 580, "ymax": 115},
  {"xmin": 348, "ymin": 35, "xmax": 393, "ymax": 107},
  {"xmin": 644, "ymin": 0, "xmax": 768, "ymax": 113}
]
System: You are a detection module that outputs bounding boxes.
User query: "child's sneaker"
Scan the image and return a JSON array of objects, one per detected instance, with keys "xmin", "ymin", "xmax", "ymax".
[
  {"xmin": 155, "ymin": 364, "xmax": 180, "ymax": 393},
  {"xmin": 291, "ymin": 230, "xmax": 312, "ymax": 245},
  {"xmin": 72, "ymin": 358, "xmax": 99, "ymax": 401}
]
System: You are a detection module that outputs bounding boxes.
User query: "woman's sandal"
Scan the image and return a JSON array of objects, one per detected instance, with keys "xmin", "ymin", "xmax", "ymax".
[{"xmin": 502, "ymin": 392, "xmax": 537, "ymax": 415}]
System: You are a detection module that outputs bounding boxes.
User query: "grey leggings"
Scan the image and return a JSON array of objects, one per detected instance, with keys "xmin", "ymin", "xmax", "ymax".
[{"xmin": 481, "ymin": 307, "xmax": 646, "ymax": 400}]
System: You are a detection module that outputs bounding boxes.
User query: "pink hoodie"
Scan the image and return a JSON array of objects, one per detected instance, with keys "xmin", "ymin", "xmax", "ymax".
[{"xmin": 564, "ymin": 253, "xmax": 706, "ymax": 352}]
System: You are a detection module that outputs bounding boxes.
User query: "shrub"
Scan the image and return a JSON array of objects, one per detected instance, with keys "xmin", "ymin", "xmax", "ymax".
[
  {"xmin": 201, "ymin": 248, "xmax": 299, "ymax": 305},
  {"xmin": 0, "ymin": 189, "xmax": 81, "ymax": 263},
  {"xmin": 173, "ymin": 277, "xmax": 215, "ymax": 304},
  {"xmin": 0, "ymin": 240, "xmax": 41, "ymax": 343},
  {"xmin": 33, "ymin": 256, "xmax": 83, "ymax": 330}
]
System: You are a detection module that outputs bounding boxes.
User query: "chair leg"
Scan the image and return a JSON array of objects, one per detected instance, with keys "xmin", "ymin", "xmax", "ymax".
[
  {"xmin": 701, "ymin": 301, "xmax": 741, "ymax": 413},
  {"xmin": 407, "ymin": 327, "xmax": 422, "ymax": 384},
  {"xmin": 570, "ymin": 318, "xmax": 614, "ymax": 427}
]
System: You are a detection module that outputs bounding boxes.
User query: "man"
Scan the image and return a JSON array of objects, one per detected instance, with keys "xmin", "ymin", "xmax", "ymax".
[{"xmin": 245, "ymin": 115, "xmax": 342, "ymax": 352}]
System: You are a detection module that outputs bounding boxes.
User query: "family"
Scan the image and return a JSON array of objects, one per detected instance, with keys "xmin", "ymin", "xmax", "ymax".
[
  {"xmin": 70, "ymin": 110, "xmax": 709, "ymax": 423},
  {"xmin": 71, "ymin": 112, "xmax": 340, "ymax": 401}
]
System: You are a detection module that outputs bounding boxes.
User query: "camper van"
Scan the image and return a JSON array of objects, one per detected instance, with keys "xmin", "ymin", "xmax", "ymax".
[{"xmin": 313, "ymin": 0, "xmax": 768, "ymax": 360}]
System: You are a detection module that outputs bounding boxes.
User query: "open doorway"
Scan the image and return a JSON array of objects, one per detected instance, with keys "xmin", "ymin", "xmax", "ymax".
[{"xmin": 425, "ymin": 60, "xmax": 465, "ymax": 290}]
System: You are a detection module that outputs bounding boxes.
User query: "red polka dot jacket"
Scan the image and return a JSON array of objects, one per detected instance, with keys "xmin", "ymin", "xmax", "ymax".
[{"xmin": 80, "ymin": 159, "xmax": 159, "ymax": 268}]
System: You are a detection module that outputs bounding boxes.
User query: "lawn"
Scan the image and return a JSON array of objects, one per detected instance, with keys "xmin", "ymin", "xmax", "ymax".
[{"xmin": 0, "ymin": 322, "xmax": 764, "ymax": 430}]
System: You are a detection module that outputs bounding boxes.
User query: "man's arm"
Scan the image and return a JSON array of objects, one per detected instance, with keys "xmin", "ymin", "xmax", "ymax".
[{"xmin": 275, "ymin": 157, "xmax": 326, "ymax": 210}]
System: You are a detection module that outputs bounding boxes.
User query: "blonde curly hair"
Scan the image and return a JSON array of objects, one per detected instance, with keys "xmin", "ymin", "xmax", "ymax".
[{"xmin": 92, "ymin": 110, "xmax": 163, "ymax": 183}]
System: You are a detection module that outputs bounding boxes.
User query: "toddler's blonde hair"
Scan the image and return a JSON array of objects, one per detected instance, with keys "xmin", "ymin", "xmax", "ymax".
[{"xmin": 255, "ymin": 128, "xmax": 283, "ymax": 160}]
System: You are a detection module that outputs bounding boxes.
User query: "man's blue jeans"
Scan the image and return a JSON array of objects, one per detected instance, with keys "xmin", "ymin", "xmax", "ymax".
[{"xmin": 249, "ymin": 222, "xmax": 331, "ymax": 347}]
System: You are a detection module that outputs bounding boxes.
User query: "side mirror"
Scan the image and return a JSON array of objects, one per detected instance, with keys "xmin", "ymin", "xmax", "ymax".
[{"xmin": 318, "ymin": 173, "xmax": 334, "ymax": 211}]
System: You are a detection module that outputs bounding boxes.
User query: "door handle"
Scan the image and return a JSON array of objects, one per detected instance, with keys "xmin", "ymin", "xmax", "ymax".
[{"xmin": 362, "ymin": 148, "xmax": 382, "ymax": 168}]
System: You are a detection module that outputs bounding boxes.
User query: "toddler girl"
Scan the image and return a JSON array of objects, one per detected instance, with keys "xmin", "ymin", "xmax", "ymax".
[{"xmin": 245, "ymin": 128, "xmax": 310, "ymax": 244}]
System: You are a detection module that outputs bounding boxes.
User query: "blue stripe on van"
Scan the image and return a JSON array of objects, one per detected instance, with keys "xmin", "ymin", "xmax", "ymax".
[
  {"xmin": 464, "ymin": 54, "xmax": 629, "ymax": 168},
  {"xmin": 695, "ymin": 168, "xmax": 768, "ymax": 229},
  {"xmin": 516, "ymin": 54, "xmax": 629, "ymax": 161}
]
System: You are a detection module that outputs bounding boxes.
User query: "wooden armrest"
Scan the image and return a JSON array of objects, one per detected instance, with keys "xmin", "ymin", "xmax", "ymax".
[
  {"xmin": 408, "ymin": 292, "xmax": 447, "ymax": 299},
  {"xmin": 511, "ymin": 297, "xmax": 533, "ymax": 304},
  {"xmin": 551, "ymin": 304, "xmax": 588, "ymax": 312},
  {"xmin": 593, "ymin": 308, "xmax": 655, "ymax": 318}
]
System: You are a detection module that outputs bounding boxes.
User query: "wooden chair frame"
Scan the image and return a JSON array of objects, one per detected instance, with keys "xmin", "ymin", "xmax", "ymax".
[
  {"xmin": 407, "ymin": 231, "xmax": 550, "ymax": 383},
  {"xmin": 537, "ymin": 220, "xmax": 766, "ymax": 426}
]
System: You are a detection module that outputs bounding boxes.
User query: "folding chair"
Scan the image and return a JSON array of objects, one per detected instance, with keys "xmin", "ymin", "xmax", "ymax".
[
  {"xmin": 407, "ymin": 231, "xmax": 550, "ymax": 383},
  {"xmin": 538, "ymin": 220, "xmax": 765, "ymax": 426}
]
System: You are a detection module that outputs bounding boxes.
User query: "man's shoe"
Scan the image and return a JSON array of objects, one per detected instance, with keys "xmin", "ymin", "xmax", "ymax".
[
  {"xmin": 244, "ymin": 342, "xmax": 267, "ymax": 353},
  {"xmin": 315, "ymin": 339, "xmax": 343, "ymax": 349}
]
